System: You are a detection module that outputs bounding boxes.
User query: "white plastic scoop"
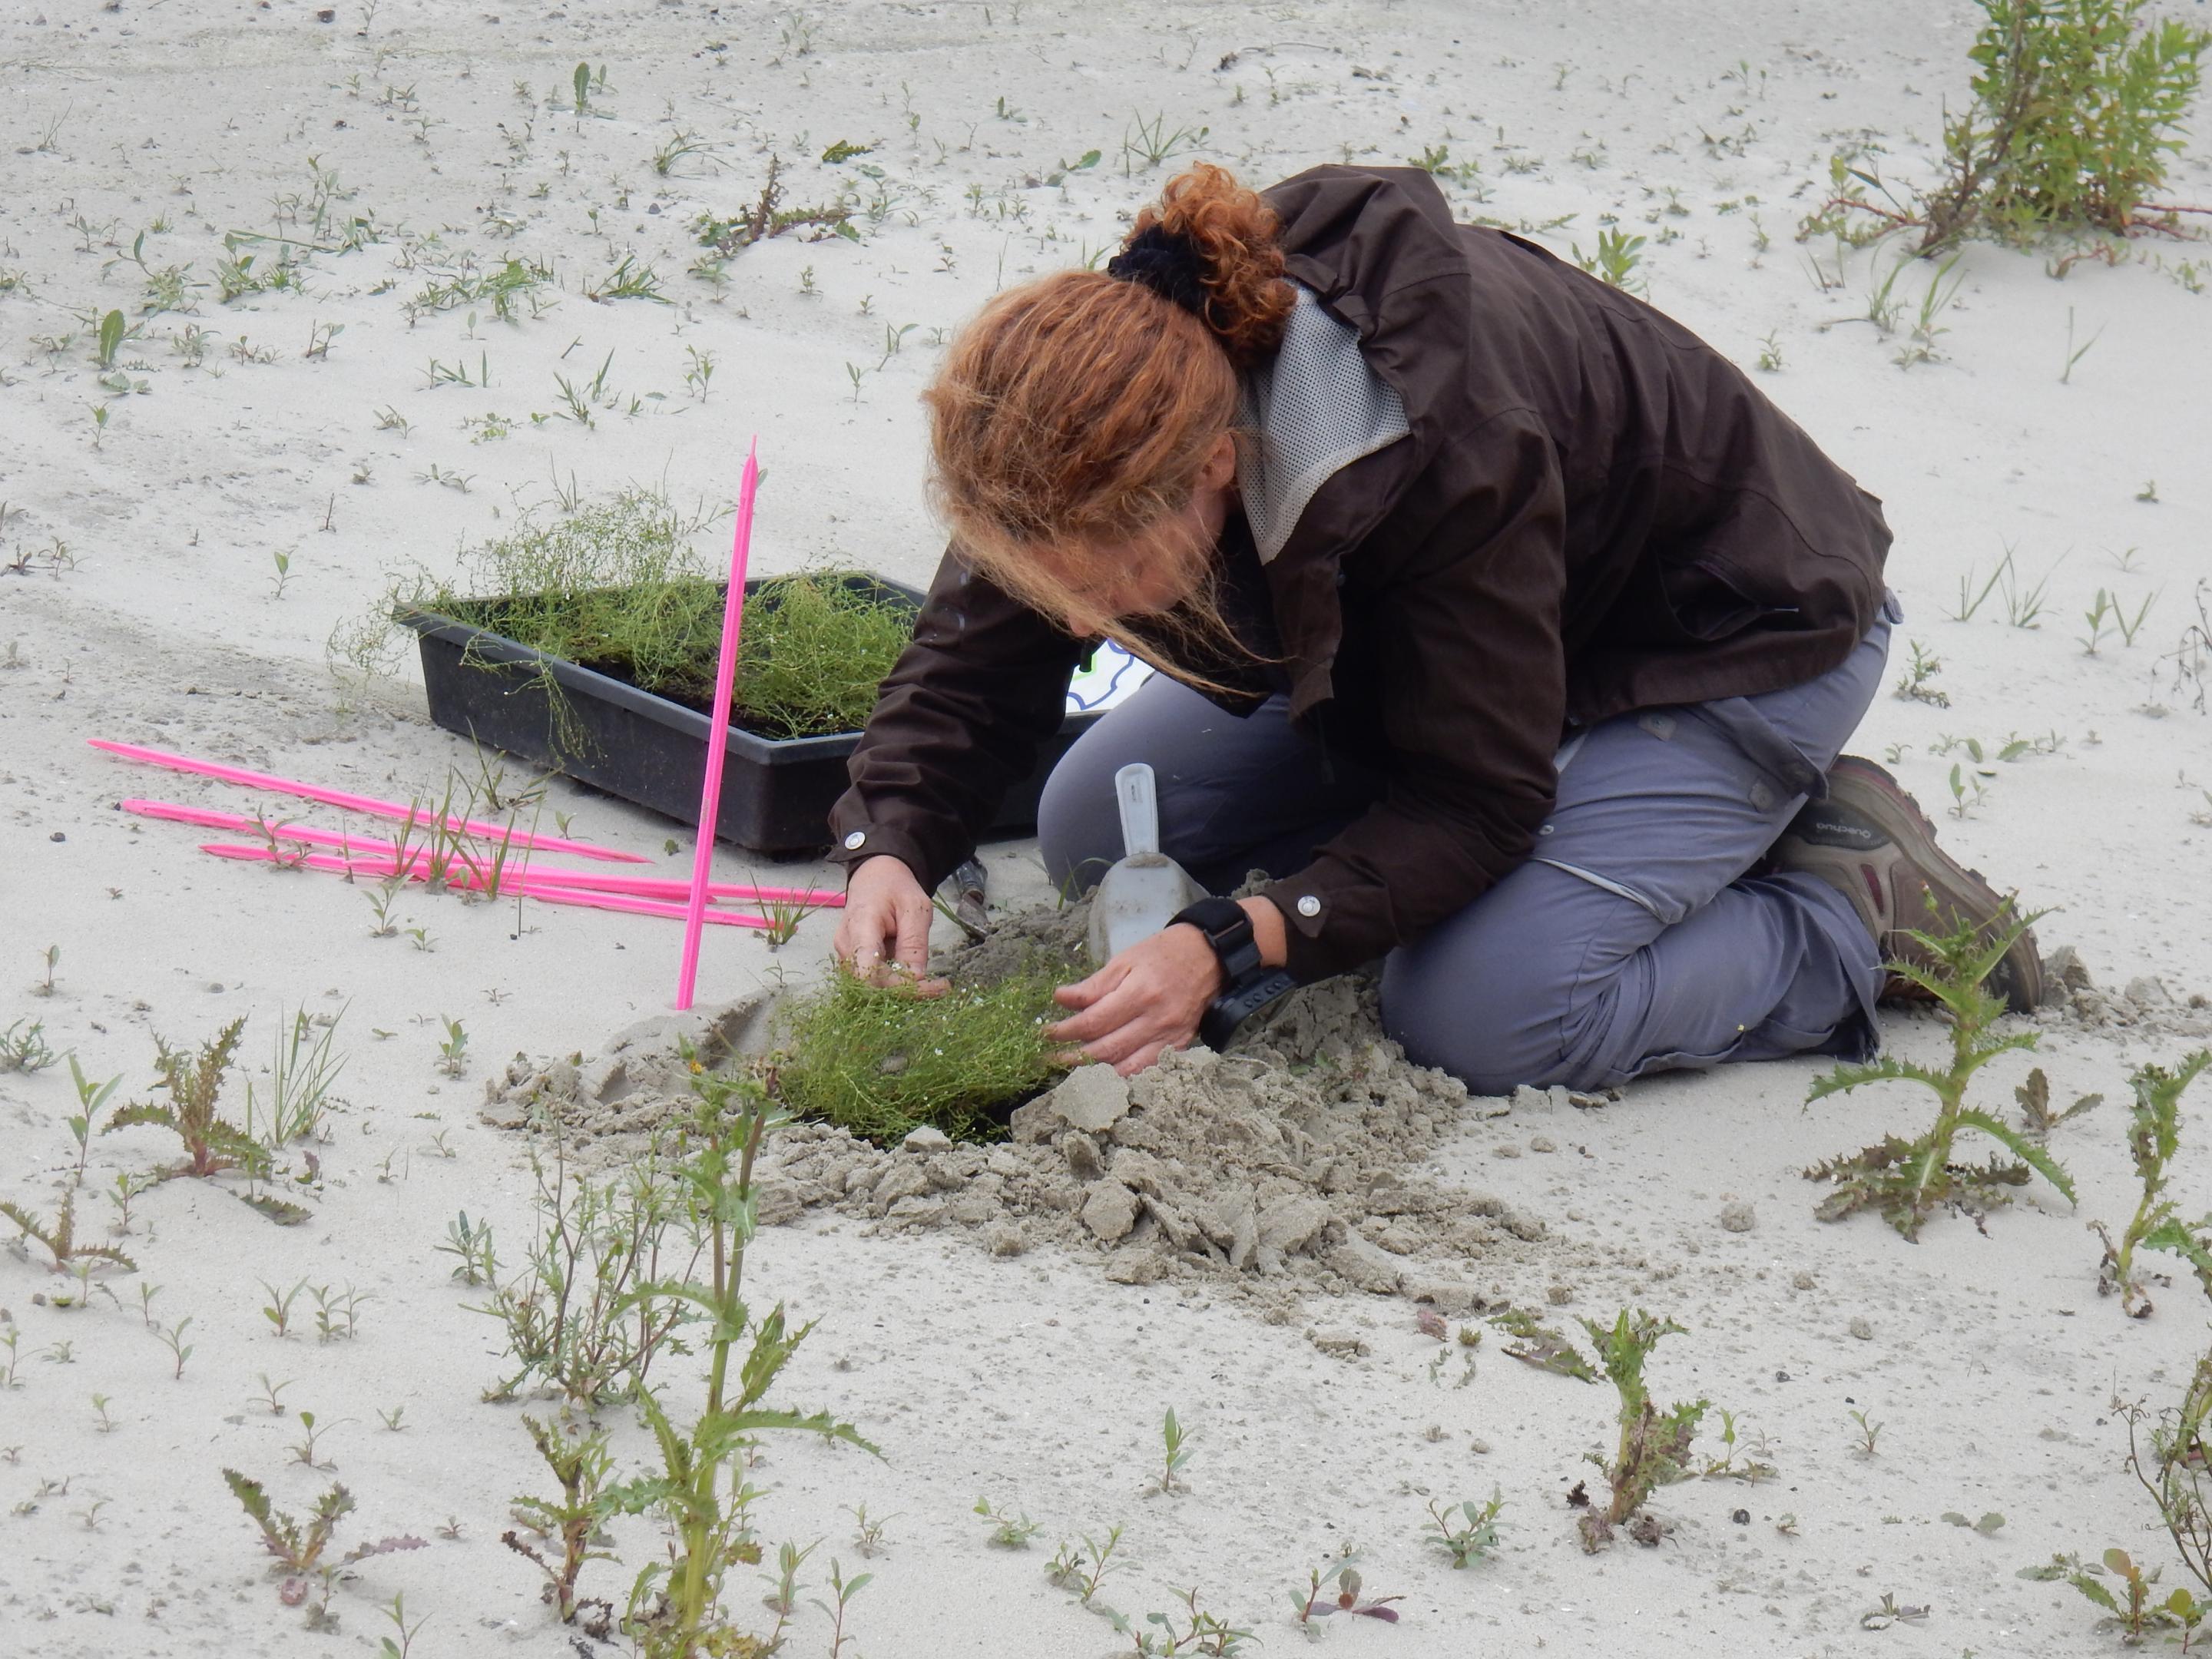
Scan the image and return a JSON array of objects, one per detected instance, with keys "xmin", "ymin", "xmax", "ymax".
[{"xmin": 1086, "ymin": 763, "xmax": 1207, "ymax": 967}]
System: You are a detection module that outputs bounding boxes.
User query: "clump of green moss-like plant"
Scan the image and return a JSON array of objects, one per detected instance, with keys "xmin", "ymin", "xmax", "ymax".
[
  {"xmin": 377, "ymin": 489, "xmax": 912, "ymax": 739},
  {"xmin": 1803, "ymin": 902, "xmax": 2074, "ymax": 1240},
  {"xmin": 774, "ymin": 960, "xmax": 1074, "ymax": 1143}
]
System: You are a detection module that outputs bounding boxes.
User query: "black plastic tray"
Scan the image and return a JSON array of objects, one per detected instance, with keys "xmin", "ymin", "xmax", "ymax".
[{"xmin": 398, "ymin": 575, "xmax": 1101, "ymax": 856}]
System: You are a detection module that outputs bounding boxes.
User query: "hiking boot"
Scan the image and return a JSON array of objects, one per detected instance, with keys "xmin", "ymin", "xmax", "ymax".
[{"xmin": 1769, "ymin": 755, "xmax": 2044, "ymax": 1013}]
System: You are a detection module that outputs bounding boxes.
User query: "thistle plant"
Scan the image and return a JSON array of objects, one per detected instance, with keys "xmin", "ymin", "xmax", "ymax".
[
  {"xmin": 2091, "ymin": 1051, "xmax": 2212, "ymax": 1315},
  {"xmin": 1803, "ymin": 903, "xmax": 2074, "ymax": 1240},
  {"xmin": 598, "ymin": 1061, "xmax": 874, "ymax": 1658},
  {"xmin": 1577, "ymin": 1310, "xmax": 1707, "ymax": 1550},
  {"xmin": 0, "ymin": 1181, "xmax": 136, "ymax": 1274},
  {"xmin": 222, "ymin": 1469, "xmax": 426, "ymax": 1601},
  {"xmin": 104, "ymin": 1017, "xmax": 270, "ymax": 1180},
  {"xmin": 503, "ymin": 1413, "xmax": 616, "ymax": 1624}
]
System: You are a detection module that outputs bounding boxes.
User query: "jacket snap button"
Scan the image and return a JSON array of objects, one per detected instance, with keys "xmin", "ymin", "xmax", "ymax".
[
  {"xmin": 843, "ymin": 830, "xmax": 867, "ymax": 850},
  {"xmin": 1296, "ymin": 895, "xmax": 1322, "ymax": 918}
]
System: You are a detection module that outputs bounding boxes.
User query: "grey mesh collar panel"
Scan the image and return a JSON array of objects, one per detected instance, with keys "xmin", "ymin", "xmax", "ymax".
[{"xmin": 1235, "ymin": 280, "xmax": 1412, "ymax": 565}]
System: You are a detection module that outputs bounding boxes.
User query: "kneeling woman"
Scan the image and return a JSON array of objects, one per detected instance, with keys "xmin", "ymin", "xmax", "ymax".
[{"xmin": 826, "ymin": 163, "xmax": 2037, "ymax": 1092}]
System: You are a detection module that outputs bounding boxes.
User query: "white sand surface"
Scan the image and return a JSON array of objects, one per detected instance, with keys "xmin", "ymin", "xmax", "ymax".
[{"xmin": 4, "ymin": 2, "xmax": 2212, "ymax": 1654}]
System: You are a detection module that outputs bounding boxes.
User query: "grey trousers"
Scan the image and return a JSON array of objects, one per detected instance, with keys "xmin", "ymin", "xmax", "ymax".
[{"xmin": 1037, "ymin": 601, "xmax": 1896, "ymax": 1094}]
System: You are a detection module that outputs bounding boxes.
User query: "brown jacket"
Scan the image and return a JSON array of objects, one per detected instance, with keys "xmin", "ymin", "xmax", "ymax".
[{"xmin": 827, "ymin": 167, "xmax": 1889, "ymax": 982}]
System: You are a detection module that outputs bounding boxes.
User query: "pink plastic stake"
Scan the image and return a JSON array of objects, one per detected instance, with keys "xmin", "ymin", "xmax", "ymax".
[
  {"xmin": 119, "ymin": 800, "xmax": 843, "ymax": 906},
  {"xmin": 195, "ymin": 843, "xmax": 775, "ymax": 929},
  {"xmin": 674, "ymin": 440, "xmax": 761, "ymax": 1012},
  {"xmin": 90, "ymin": 740, "xmax": 649, "ymax": 863}
]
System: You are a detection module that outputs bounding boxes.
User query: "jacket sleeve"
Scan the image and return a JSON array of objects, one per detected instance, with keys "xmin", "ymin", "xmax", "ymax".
[
  {"xmin": 826, "ymin": 546, "xmax": 1084, "ymax": 889},
  {"xmin": 1258, "ymin": 415, "xmax": 1567, "ymax": 981}
]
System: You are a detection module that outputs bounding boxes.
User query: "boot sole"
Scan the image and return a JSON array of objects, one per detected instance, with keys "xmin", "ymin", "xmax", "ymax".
[{"xmin": 1825, "ymin": 756, "xmax": 2044, "ymax": 1012}]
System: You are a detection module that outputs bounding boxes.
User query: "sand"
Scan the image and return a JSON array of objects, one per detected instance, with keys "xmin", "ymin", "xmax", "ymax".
[{"xmin": 5, "ymin": 2, "xmax": 2212, "ymax": 1655}]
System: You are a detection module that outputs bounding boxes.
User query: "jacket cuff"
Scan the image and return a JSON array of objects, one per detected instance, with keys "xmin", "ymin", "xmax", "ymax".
[
  {"xmin": 823, "ymin": 822, "xmax": 942, "ymax": 891},
  {"xmin": 1256, "ymin": 877, "xmax": 1367, "ymax": 984}
]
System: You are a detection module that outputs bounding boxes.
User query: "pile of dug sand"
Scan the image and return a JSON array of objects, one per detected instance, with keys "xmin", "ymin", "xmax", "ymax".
[{"xmin": 483, "ymin": 902, "xmax": 1612, "ymax": 1315}]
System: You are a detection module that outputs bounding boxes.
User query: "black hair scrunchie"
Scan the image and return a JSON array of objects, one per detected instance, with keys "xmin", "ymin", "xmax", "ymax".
[{"xmin": 1106, "ymin": 223, "xmax": 1209, "ymax": 319}]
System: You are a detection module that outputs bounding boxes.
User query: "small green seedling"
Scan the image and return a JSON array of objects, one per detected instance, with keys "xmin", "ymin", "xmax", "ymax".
[
  {"xmin": 1700, "ymin": 1408, "xmax": 1777, "ymax": 1482},
  {"xmin": 1046, "ymin": 1525, "xmax": 1131, "ymax": 1606},
  {"xmin": 1577, "ymin": 1309, "xmax": 1707, "ymax": 1550},
  {"xmin": 436, "ymin": 1016, "xmax": 468, "ymax": 1077},
  {"xmin": 378, "ymin": 1591, "xmax": 429, "ymax": 1659},
  {"xmin": 845, "ymin": 1503, "xmax": 894, "ymax": 1557},
  {"xmin": 1424, "ymin": 1489, "xmax": 1508, "ymax": 1567},
  {"xmin": 1, "ymin": 1183, "xmax": 136, "ymax": 1274},
  {"xmin": 2092, "ymin": 1051, "xmax": 2212, "ymax": 1316},
  {"xmin": 1892, "ymin": 638, "xmax": 1948, "ymax": 706},
  {"xmin": 65, "ymin": 1057, "xmax": 121, "ymax": 1177},
  {"xmin": 1119, "ymin": 1586, "xmax": 1252, "ymax": 1655},
  {"xmin": 2015, "ymin": 1068, "xmax": 2101, "ymax": 1138},
  {"xmin": 1942, "ymin": 1508, "xmax": 2006, "ymax": 1535},
  {"xmin": 1804, "ymin": 902, "xmax": 2073, "ymax": 1240},
  {"xmin": 810, "ymin": 1558, "xmax": 870, "ymax": 1659},
  {"xmin": 1292, "ymin": 1555, "xmax": 1402, "ymax": 1623},
  {"xmin": 1573, "ymin": 227, "xmax": 1646, "ymax": 292},
  {"xmin": 254, "ymin": 1373, "xmax": 291, "ymax": 1415},
  {"xmin": 435, "ymin": 1210, "xmax": 498, "ymax": 1284},
  {"xmin": 1, "ymin": 1018, "xmax": 61, "ymax": 1073},
  {"xmin": 155, "ymin": 1316, "xmax": 194, "ymax": 1379},
  {"xmin": 975, "ymin": 1496, "xmax": 1041, "ymax": 1548},
  {"xmin": 290, "ymin": 1408, "xmax": 342, "ymax": 1469},
  {"xmin": 91, "ymin": 1393, "xmax": 118, "ymax": 1433},
  {"xmin": 1850, "ymin": 1407, "xmax": 1885, "ymax": 1456},
  {"xmin": 1157, "ymin": 1407, "xmax": 1193, "ymax": 1494},
  {"xmin": 94, "ymin": 310, "xmax": 124, "ymax": 370},
  {"xmin": 262, "ymin": 1277, "xmax": 307, "ymax": 1339}
]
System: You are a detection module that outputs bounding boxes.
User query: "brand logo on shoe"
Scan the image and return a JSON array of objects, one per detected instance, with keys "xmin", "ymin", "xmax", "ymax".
[{"xmin": 1793, "ymin": 810, "xmax": 1887, "ymax": 851}]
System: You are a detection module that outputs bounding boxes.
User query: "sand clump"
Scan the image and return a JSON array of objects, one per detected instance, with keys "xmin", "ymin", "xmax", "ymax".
[{"xmin": 484, "ymin": 906, "xmax": 1581, "ymax": 1312}]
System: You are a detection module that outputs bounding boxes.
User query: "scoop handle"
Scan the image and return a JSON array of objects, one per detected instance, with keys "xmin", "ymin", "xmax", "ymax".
[{"xmin": 1114, "ymin": 763, "xmax": 1160, "ymax": 859}]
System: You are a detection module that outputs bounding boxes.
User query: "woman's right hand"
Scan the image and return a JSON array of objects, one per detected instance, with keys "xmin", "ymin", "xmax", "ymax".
[{"xmin": 832, "ymin": 855, "xmax": 947, "ymax": 992}]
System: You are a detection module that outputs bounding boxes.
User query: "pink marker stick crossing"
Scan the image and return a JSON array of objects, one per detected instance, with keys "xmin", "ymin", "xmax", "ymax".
[
  {"xmin": 91, "ymin": 740, "xmax": 648, "ymax": 863},
  {"xmin": 674, "ymin": 440, "xmax": 762, "ymax": 1012}
]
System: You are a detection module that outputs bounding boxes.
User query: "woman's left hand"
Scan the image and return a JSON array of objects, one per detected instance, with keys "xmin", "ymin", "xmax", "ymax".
[{"xmin": 1048, "ymin": 924, "xmax": 1224, "ymax": 1077}]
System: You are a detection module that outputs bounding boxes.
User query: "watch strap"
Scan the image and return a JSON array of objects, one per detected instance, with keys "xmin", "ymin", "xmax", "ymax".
[
  {"xmin": 1199, "ymin": 967, "xmax": 1300, "ymax": 1051},
  {"xmin": 1169, "ymin": 898, "xmax": 1261, "ymax": 982}
]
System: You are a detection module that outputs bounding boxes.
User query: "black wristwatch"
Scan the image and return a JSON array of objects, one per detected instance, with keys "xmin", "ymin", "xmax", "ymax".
[{"xmin": 1171, "ymin": 899, "xmax": 1299, "ymax": 1051}]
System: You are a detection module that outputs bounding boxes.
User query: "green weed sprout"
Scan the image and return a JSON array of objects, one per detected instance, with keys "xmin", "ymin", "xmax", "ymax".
[
  {"xmin": 472, "ymin": 1151, "xmax": 697, "ymax": 1406},
  {"xmin": 2092, "ymin": 1051, "xmax": 2212, "ymax": 1315},
  {"xmin": 774, "ymin": 960, "xmax": 1071, "ymax": 1143},
  {"xmin": 598, "ymin": 1060, "xmax": 874, "ymax": 1657},
  {"xmin": 1116, "ymin": 1586, "xmax": 1253, "ymax": 1656},
  {"xmin": 502, "ymin": 1414, "xmax": 615, "ymax": 1624},
  {"xmin": 2068, "ymin": 1547, "xmax": 2206, "ymax": 1644},
  {"xmin": 1046, "ymin": 1524, "xmax": 1132, "ymax": 1608},
  {"xmin": 0, "ymin": 1181, "xmax": 136, "ymax": 1275},
  {"xmin": 1803, "ymin": 903, "xmax": 2073, "ymax": 1240},
  {"xmin": 1577, "ymin": 1310, "xmax": 1707, "ymax": 1550},
  {"xmin": 222, "ymin": 1469, "xmax": 426, "ymax": 1584},
  {"xmin": 1291, "ymin": 1556, "xmax": 1402, "ymax": 1622},
  {"xmin": 975, "ymin": 1496, "xmax": 1041, "ymax": 1548},
  {"xmin": 104, "ymin": 1017, "xmax": 270, "ymax": 1180},
  {"xmin": 2122, "ymin": 1354, "xmax": 2212, "ymax": 1604},
  {"xmin": 1424, "ymin": 1489, "xmax": 1508, "ymax": 1567},
  {"xmin": 0, "ymin": 1018, "xmax": 61, "ymax": 1073},
  {"xmin": 1157, "ymin": 1407, "xmax": 1193, "ymax": 1494}
]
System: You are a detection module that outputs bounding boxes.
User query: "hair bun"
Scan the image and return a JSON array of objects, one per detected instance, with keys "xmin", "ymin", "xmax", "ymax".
[{"xmin": 1129, "ymin": 162, "xmax": 1292, "ymax": 365}]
